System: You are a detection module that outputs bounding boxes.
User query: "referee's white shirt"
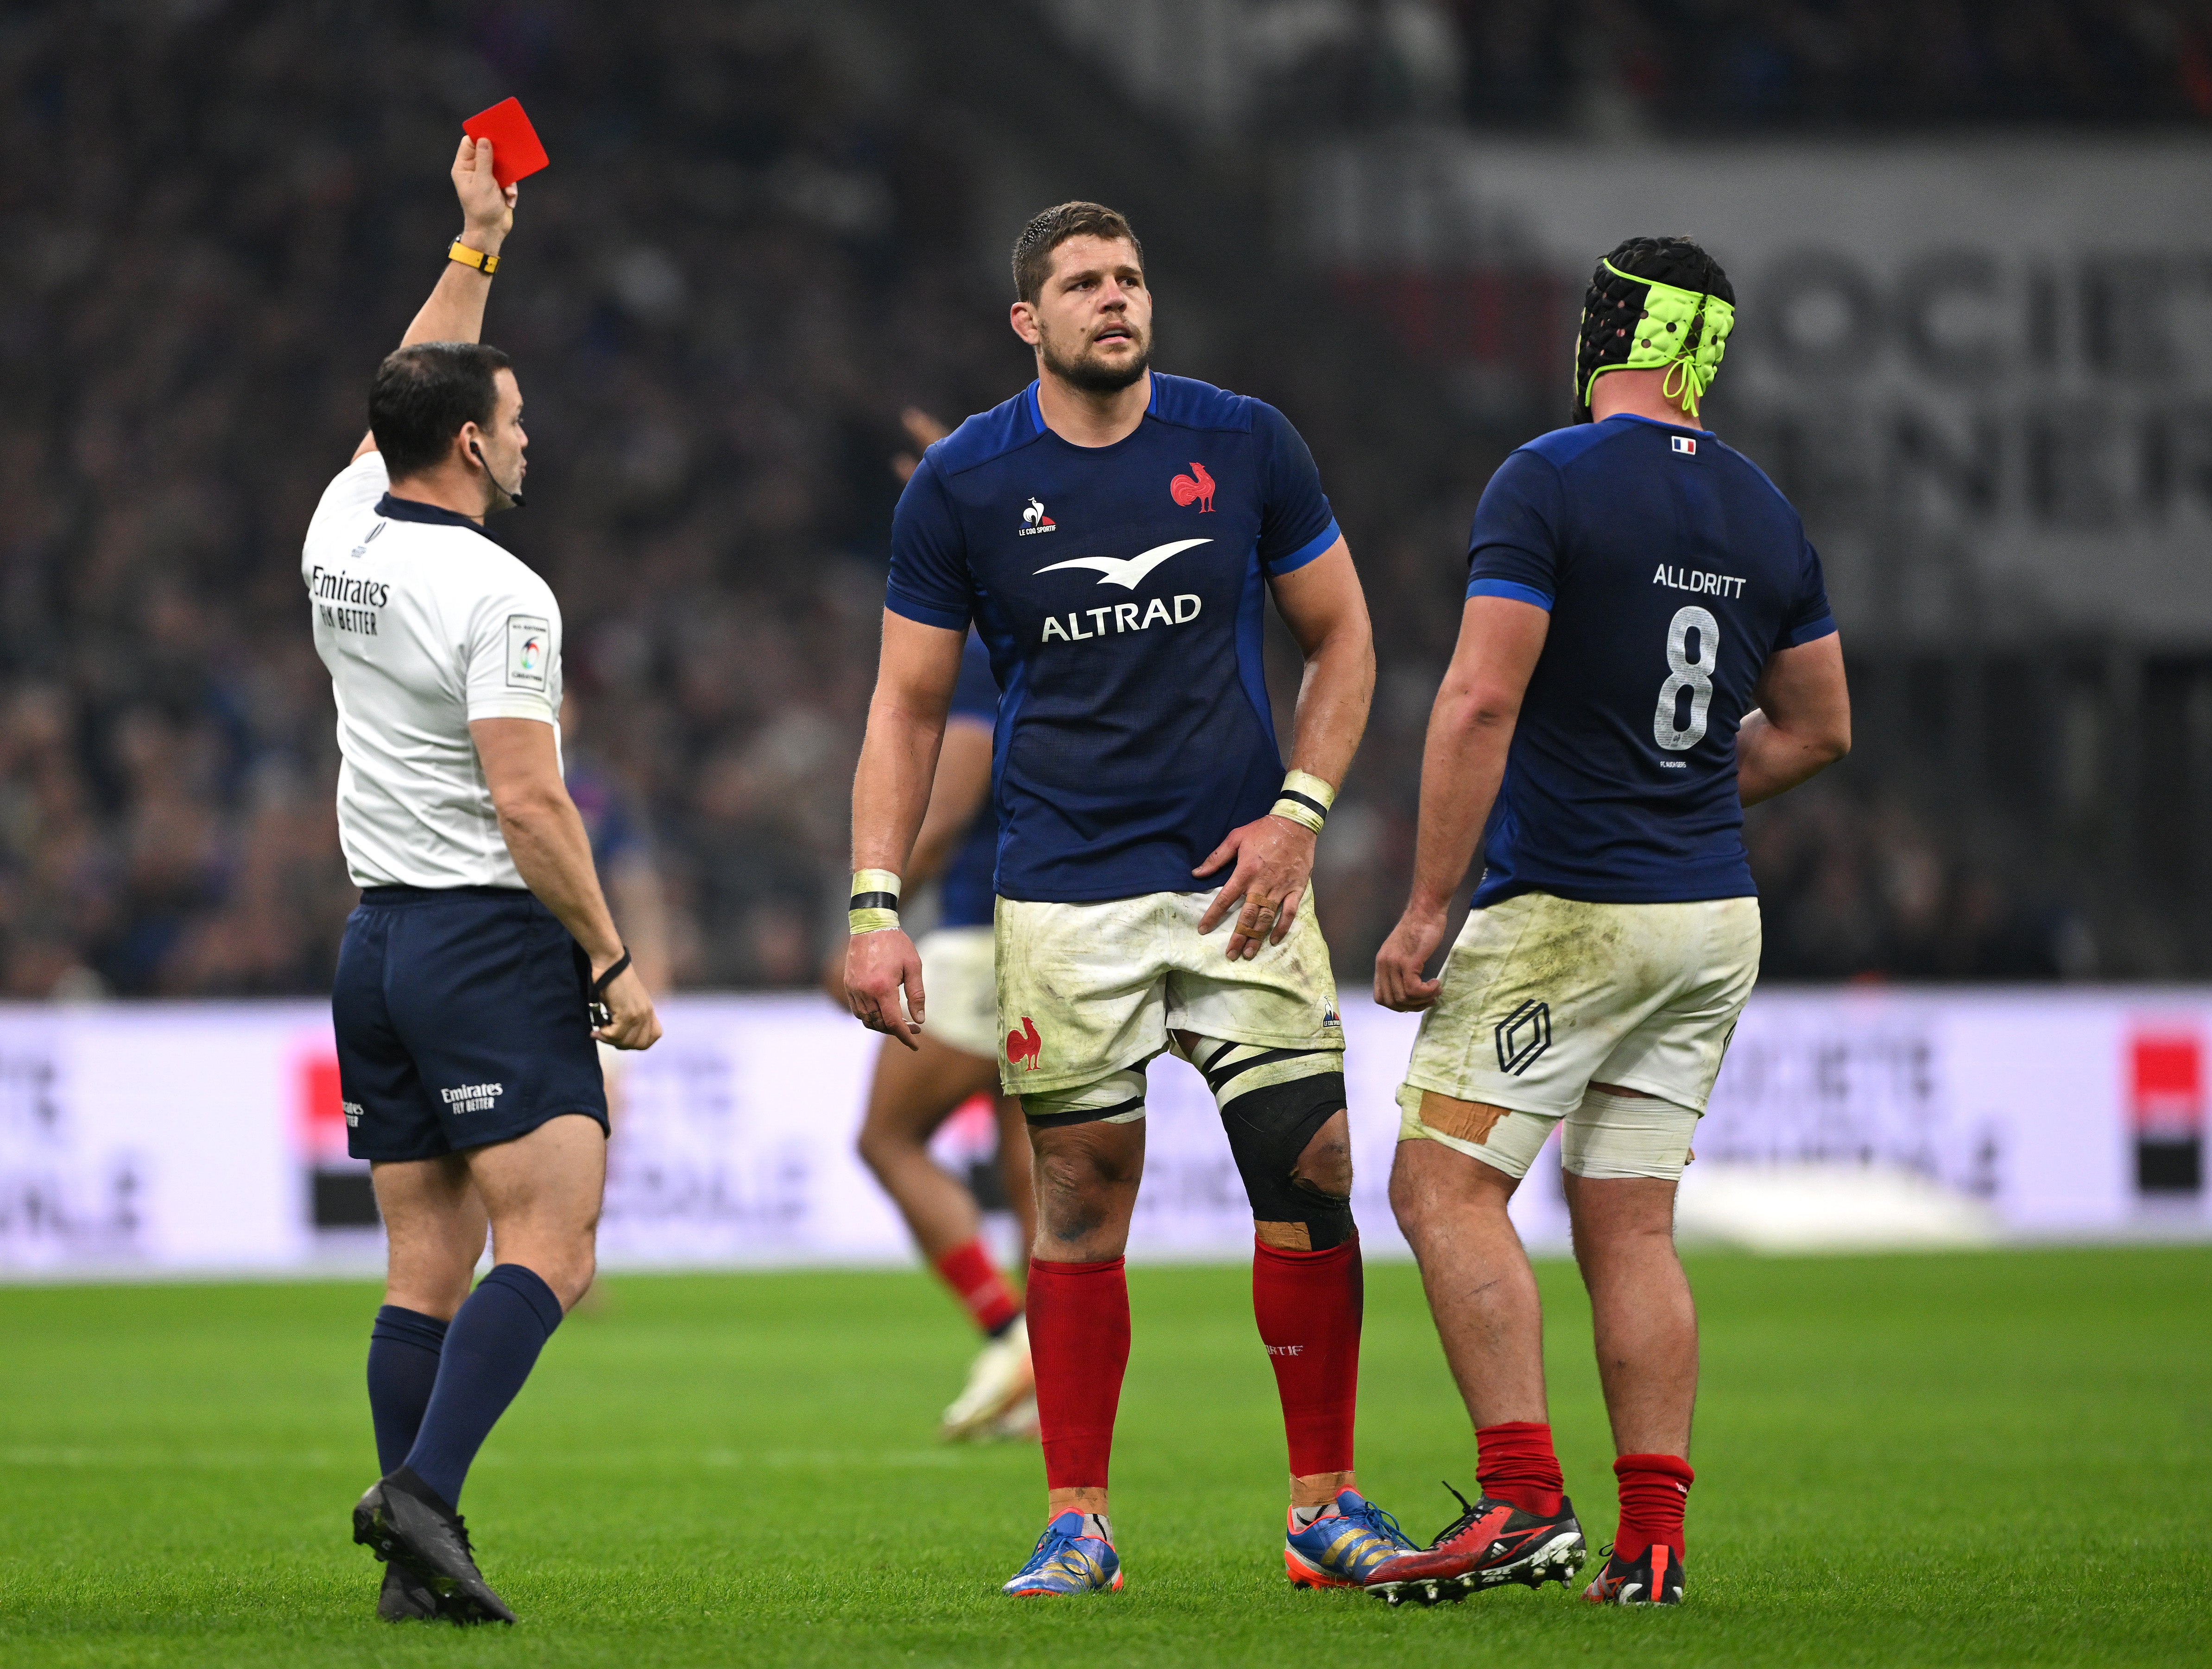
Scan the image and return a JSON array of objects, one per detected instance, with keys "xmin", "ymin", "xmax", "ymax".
[{"xmin": 303, "ymin": 452, "xmax": 562, "ymax": 890}]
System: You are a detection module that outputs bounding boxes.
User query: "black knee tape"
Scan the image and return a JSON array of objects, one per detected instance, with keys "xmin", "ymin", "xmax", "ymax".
[{"xmin": 1218, "ymin": 1071, "xmax": 1354, "ymax": 1250}]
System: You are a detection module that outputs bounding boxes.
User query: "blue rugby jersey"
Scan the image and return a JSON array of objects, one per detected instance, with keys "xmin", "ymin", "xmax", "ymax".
[
  {"xmin": 886, "ymin": 373, "xmax": 1340, "ymax": 904},
  {"xmin": 1465, "ymin": 413, "xmax": 1836, "ymax": 908},
  {"xmin": 935, "ymin": 632, "xmax": 1000, "ymax": 929}
]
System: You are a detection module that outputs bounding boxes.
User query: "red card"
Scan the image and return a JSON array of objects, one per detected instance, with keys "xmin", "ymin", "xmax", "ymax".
[{"xmin": 461, "ymin": 98, "xmax": 549, "ymax": 188}]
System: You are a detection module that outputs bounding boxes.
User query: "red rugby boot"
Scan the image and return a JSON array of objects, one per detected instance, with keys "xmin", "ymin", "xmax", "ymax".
[{"xmin": 1363, "ymin": 1481, "xmax": 1585, "ymax": 1607}]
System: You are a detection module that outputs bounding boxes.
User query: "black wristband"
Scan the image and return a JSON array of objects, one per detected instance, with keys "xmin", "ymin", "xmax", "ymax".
[
  {"xmin": 848, "ymin": 891, "xmax": 900, "ymax": 911},
  {"xmin": 1276, "ymin": 789, "xmax": 1330, "ymax": 822},
  {"xmin": 588, "ymin": 947, "xmax": 632, "ymax": 1028}
]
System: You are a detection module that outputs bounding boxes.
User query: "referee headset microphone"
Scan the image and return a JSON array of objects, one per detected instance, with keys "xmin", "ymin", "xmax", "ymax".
[{"xmin": 469, "ymin": 437, "xmax": 525, "ymax": 511}]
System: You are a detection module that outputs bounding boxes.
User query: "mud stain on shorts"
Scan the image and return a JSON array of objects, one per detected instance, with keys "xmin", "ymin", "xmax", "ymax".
[{"xmin": 1480, "ymin": 895, "xmax": 1634, "ymax": 1013}]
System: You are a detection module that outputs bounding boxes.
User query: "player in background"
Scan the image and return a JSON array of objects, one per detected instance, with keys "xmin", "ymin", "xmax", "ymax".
[
  {"xmin": 845, "ymin": 597, "xmax": 1040, "ymax": 1441},
  {"xmin": 313, "ymin": 139, "xmax": 661, "ymax": 1624},
  {"xmin": 845, "ymin": 202, "xmax": 1410, "ymax": 1598},
  {"xmin": 562, "ymin": 689, "xmax": 674, "ymax": 1009},
  {"xmin": 563, "ymin": 684, "xmax": 674, "ymax": 1148},
  {"xmin": 838, "ymin": 414, "xmax": 1037, "ymax": 1440},
  {"xmin": 1364, "ymin": 237, "xmax": 1852, "ymax": 1608}
]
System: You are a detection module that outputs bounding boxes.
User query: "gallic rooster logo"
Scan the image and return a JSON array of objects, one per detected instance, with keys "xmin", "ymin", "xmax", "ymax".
[
  {"xmin": 1169, "ymin": 462, "xmax": 1215, "ymax": 512},
  {"xmin": 1006, "ymin": 1015, "xmax": 1043, "ymax": 1071}
]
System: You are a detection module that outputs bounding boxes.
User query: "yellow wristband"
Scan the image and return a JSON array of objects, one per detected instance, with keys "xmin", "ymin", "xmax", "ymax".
[
  {"xmin": 849, "ymin": 868, "xmax": 901, "ymax": 935},
  {"xmin": 1270, "ymin": 770, "xmax": 1335, "ymax": 835},
  {"xmin": 448, "ymin": 240, "xmax": 500, "ymax": 276}
]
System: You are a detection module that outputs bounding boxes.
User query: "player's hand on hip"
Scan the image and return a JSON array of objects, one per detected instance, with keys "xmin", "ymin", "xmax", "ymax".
[
  {"xmin": 451, "ymin": 135, "xmax": 517, "ymax": 245},
  {"xmin": 1374, "ymin": 905, "xmax": 1448, "ymax": 1011},
  {"xmin": 592, "ymin": 961, "xmax": 663, "ymax": 1050},
  {"xmin": 846, "ymin": 929, "xmax": 925, "ymax": 1050},
  {"xmin": 1194, "ymin": 815, "xmax": 1316, "ymax": 961}
]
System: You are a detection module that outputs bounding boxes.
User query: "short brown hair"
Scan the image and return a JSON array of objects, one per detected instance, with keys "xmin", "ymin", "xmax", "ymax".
[
  {"xmin": 370, "ymin": 341, "xmax": 513, "ymax": 478},
  {"xmin": 1011, "ymin": 202, "xmax": 1144, "ymax": 303}
]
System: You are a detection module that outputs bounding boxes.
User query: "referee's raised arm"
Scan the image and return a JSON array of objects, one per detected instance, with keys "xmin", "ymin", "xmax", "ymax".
[
  {"xmin": 350, "ymin": 136, "xmax": 515, "ymax": 462},
  {"xmin": 310, "ymin": 136, "xmax": 657, "ymax": 1626}
]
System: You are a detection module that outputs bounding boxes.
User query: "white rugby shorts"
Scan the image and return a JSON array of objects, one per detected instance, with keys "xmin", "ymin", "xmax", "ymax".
[
  {"xmin": 1396, "ymin": 891, "xmax": 1760, "ymax": 1181},
  {"xmin": 993, "ymin": 889, "xmax": 1344, "ymax": 1095},
  {"xmin": 914, "ymin": 925, "xmax": 1000, "ymax": 1062}
]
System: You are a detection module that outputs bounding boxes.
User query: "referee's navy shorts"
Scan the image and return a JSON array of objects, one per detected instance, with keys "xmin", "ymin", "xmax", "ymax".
[{"xmin": 333, "ymin": 885, "xmax": 610, "ymax": 1163}]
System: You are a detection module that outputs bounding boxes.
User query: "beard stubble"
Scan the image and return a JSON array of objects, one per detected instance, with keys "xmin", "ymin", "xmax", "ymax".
[{"xmin": 1039, "ymin": 321, "xmax": 1151, "ymax": 394}]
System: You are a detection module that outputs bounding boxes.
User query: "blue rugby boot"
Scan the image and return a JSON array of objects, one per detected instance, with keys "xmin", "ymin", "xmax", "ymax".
[
  {"xmin": 1284, "ymin": 1488, "xmax": 1417, "ymax": 1589},
  {"xmin": 1001, "ymin": 1511, "xmax": 1123, "ymax": 1596}
]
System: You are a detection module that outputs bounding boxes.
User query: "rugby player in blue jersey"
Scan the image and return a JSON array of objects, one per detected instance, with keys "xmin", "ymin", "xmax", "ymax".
[
  {"xmin": 1365, "ymin": 237, "xmax": 1853, "ymax": 1609},
  {"xmin": 844, "ymin": 202, "xmax": 1410, "ymax": 1596},
  {"xmin": 848, "ymin": 624, "xmax": 1041, "ymax": 1443}
]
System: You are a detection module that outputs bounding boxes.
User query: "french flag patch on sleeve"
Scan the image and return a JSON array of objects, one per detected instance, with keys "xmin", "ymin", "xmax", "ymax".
[{"xmin": 1672, "ymin": 435, "xmax": 1697, "ymax": 455}]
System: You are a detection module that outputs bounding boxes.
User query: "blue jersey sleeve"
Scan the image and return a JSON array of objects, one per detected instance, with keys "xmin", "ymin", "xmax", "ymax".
[
  {"xmin": 885, "ymin": 455, "xmax": 973, "ymax": 631},
  {"xmin": 566, "ymin": 765, "xmax": 645, "ymax": 869},
  {"xmin": 1465, "ymin": 448, "xmax": 1566, "ymax": 611},
  {"xmin": 1778, "ymin": 535, "xmax": 1838, "ymax": 649},
  {"xmin": 949, "ymin": 631, "xmax": 999, "ymax": 724},
  {"xmin": 1254, "ymin": 403, "xmax": 1340, "ymax": 576}
]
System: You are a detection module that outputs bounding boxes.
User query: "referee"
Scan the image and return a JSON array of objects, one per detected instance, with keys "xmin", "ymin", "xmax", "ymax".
[{"xmin": 308, "ymin": 137, "xmax": 661, "ymax": 1626}]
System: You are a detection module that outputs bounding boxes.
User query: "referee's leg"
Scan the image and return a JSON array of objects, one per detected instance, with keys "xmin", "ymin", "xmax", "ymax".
[
  {"xmin": 366, "ymin": 1155, "xmax": 482, "ymax": 1479},
  {"xmin": 464, "ymin": 1113, "xmax": 606, "ymax": 1306},
  {"xmin": 392, "ymin": 1115, "xmax": 605, "ymax": 1513}
]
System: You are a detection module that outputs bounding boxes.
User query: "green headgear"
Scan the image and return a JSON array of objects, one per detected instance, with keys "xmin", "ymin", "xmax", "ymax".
[{"xmin": 1574, "ymin": 237, "xmax": 1736, "ymax": 424}]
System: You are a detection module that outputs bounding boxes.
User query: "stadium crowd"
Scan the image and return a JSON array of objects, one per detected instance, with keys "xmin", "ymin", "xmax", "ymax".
[
  {"xmin": 0, "ymin": 0, "xmax": 1012, "ymax": 997},
  {"xmin": 1287, "ymin": 0, "xmax": 2212, "ymax": 130},
  {"xmin": 0, "ymin": 0, "xmax": 2112, "ymax": 1000},
  {"xmin": 1464, "ymin": 0, "xmax": 2212, "ymax": 128}
]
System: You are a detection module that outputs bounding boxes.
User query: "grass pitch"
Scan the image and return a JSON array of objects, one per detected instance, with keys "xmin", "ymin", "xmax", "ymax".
[{"xmin": 0, "ymin": 1247, "xmax": 2204, "ymax": 1667}]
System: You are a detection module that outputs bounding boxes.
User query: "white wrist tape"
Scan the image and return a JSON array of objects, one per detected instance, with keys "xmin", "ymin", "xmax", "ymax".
[
  {"xmin": 849, "ymin": 868, "xmax": 902, "ymax": 935},
  {"xmin": 1270, "ymin": 770, "xmax": 1336, "ymax": 835}
]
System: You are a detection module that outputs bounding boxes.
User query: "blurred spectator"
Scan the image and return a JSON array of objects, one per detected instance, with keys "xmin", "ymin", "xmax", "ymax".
[
  {"xmin": 1745, "ymin": 783, "xmax": 2095, "ymax": 980},
  {"xmin": 1443, "ymin": 0, "xmax": 2212, "ymax": 132}
]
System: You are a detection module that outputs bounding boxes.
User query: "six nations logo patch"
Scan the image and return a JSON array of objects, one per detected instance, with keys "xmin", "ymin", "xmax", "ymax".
[{"xmin": 506, "ymin": 614, "xmax": 550, "ymax": 690}]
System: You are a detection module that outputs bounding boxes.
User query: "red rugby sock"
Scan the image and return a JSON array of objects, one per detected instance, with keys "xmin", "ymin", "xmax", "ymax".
[
  {"xmin": 1027, "ymin": 1257, "xmax": 1129, "ymax": 1490},
  {"xmin": 1475, "ymin": 1420, "xmax": 1564, "ymax": 1517},
  {"xmin": 1251, "ymin": 1235, "xmax": 1362, "ymax": 1478},
  {"xmin": 1613, "ymin": 1452, "xmax": 1694, "ymax": 1561},
  {"xmin": 931, "ymin": 1238, "xmax": 1022, "ymax": 1337}
]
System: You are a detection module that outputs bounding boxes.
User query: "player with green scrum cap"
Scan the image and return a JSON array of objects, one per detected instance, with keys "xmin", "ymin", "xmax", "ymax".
[
  {"xmin": 1365, "ymin": 235, "xmax": 1850, "ymax": 1609},
  {"xmin": 1573, "ymin": 237, "xmax": 1737, "ymax": 425}
]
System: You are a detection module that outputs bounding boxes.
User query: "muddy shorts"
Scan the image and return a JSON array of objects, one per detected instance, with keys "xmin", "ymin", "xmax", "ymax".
[
  {"xmin": 915, "ymin": 925, "xmax": 1000, "ymax": 1061},
  {"xmin": 992, "ymin": 889, "xmax": 1344, "ymax": 1095},
  {"xmin": 1396, "ymin": 891, "xmax": 1760, "ymax": 1179}
]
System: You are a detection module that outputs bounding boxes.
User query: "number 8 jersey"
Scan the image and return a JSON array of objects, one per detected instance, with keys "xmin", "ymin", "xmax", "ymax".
[{"xmin": 1463, "ymin": 412, "xmax": 1836, "ymax": 907}]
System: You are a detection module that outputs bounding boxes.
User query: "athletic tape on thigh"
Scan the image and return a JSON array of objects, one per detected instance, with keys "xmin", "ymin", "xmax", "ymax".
[
  {"xmin": 1187, "ymin": 1037, "xmax": 1353, "ymax": 1247},
  {"xmin": 1396, "ymin": 1083, "xmax": 1557, "ymax": 1180},
  {"xmin": 1561, "ymin": 1089, "xmax": 1700, "ymax": 1181},
  {"xmin": 1020, "ymin": 1066, "xmax": 1148, "ymax": 1130}
]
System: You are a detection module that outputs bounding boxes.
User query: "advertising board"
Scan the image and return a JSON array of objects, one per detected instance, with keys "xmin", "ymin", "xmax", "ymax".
[{"xmin": 0, "ymin": 990, "xmax": 2202, "ymax": 1278}]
